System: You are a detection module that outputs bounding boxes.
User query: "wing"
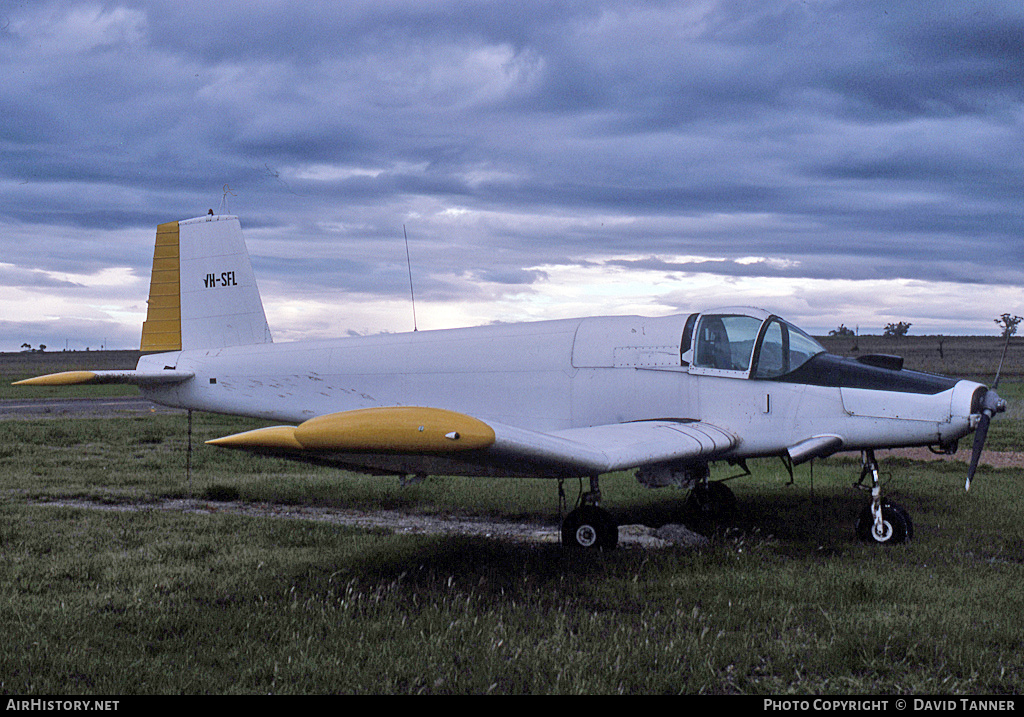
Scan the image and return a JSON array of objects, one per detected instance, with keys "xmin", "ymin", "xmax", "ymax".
[
  {"xmin": 207, "ymin": 406, "xmax": 737, "ymax": 478},
  {"xmin": 492, "ymin": 420, "xmax": 736, "ymax": 474}
]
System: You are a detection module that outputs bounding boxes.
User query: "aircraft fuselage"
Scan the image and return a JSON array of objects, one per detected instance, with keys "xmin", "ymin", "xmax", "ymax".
[{"xmin": 138, "ymin": 312, "xmax": 982, "ymax": 471}]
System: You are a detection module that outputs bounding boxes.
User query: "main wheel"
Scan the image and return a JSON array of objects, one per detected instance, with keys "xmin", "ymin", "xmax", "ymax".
[
  {"xmin": 561, "ymin": 506, "xmax": 618, "ymax": 550},
  {"xmin": 855, "ymin": 501, "xmax": 913, "ymax": 544},
  {"xmin": 686, "ymin": 480, "xmax": 737, "ymax": 520}
]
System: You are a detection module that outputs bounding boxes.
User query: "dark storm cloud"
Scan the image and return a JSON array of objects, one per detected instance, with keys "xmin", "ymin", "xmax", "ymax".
[{"xmin": 0, "ymin": 0, "xmax": 1021, "ymax": 350}]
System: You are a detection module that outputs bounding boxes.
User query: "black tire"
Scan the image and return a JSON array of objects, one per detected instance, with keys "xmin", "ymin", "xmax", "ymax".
[
  {"xmin": 561, "ymin": 506, "xmax": 618, "ymax": 550},
  {"xmin": 888, "ymin": 503, "xmax": 914, "ymax": 541},
  {"xmin": 855, "ymin": 501, "xmax": 912, "ymax": 544},
  {"xmin": 686, "ymin": 481, "xmax": 737, "ymax": 520}
]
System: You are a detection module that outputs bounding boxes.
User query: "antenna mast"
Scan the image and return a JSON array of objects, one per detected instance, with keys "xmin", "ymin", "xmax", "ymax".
[{"xmin": 404, "ymin": 225, "xmax": 418, "ymax": 331}]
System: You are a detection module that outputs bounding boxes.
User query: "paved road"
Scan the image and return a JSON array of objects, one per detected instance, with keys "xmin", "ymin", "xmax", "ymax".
[{"xmin": 0, "ymin": 396, "xmax": 184, "ymax": 420}]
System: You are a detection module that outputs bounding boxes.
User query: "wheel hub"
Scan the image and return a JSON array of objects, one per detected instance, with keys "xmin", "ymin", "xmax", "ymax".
[
  {"xmin": 872, "ymin": 520, "xmax": 894, "ymax": 542},
  {"xmin": 575, "ymin": 524, "xmax": 598, "ymax": 547}
]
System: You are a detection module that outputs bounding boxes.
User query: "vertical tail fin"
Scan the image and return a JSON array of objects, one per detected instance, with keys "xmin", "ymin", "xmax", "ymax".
[{"xmin": 141, "ymin": 215, "xmax": 273, "ymax": 352}]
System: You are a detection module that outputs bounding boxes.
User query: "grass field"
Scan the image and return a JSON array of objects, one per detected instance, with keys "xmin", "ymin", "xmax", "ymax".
[{"xmin": 1, "ymin": 347, "xmax": 1022, "ymax": 694}]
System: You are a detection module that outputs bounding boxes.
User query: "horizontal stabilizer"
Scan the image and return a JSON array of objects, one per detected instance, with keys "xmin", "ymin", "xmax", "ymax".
[{"xmin": 13, "ymin": 369, "xmax": 194, "ymax": 387}]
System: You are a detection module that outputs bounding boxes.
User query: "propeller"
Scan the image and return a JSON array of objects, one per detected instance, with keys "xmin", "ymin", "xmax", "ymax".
[
  {"xmin": 965, "ymin": 387, "xmax": 1006, "ymax": 491},
  {"xmin": 965, "ymin": 333, "xmax": 1012, "ymax": 491}
]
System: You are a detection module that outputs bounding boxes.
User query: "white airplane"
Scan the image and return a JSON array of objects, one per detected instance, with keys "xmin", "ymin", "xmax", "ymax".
[{"xmin": 16, "ymin": 214, "xmax": 1007, "ymax": 549}]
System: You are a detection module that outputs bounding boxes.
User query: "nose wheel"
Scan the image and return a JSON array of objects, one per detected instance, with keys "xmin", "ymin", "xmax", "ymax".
[
  {"xmin": 854, "ymin": 450, "xmax": 913, "ymax": 544},
  {"xmin": 855, "ymin": 501, "xmax": 913, "ymax": 543}
]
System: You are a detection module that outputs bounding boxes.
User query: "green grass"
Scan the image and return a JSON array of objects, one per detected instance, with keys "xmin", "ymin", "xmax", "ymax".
[{"xmin": 0, "ymin": 413, "xmax": 1022, "ymax": 694}]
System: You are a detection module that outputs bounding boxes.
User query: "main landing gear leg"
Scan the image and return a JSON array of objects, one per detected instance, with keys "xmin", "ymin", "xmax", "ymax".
[
  {"xmin": 560, "ymin": 475, "xmax": 619, "ymax": 550},
  {"xmin": 854, "ymin": 449, "xmax": 913, "ymax": 544}
]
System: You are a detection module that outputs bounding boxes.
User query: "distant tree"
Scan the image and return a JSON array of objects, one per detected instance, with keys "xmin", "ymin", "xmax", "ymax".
[
  {"xmin": 38, "ymin": 344, "xmax": 46, "ymax": 352},
  {"xmin": 883, "ymin": 321, "xmax": 912, "ymax": 338},
  {"xmin": 21, "ymin": 343, "xmax": 31, "ymax": 351},
  {"xmin": 995, "ymin": 313, "xmax": 1022, "ymax": 339},
  {"xmin": 829, "ymin": 324, "xmax": 856, "ymax": 337}
]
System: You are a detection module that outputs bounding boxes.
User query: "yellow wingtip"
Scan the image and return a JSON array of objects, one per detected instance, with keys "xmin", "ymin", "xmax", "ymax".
[
  {"xmin": 207, "ymin": 407, "xmax": 496, "ymax": 454},
  {"xmin": 294, "ymin": 407, "xmax": 496, "ymax": 452},
  {"xmin": 207, "ymin": 426, "xmax": 304, "ymax": 451}
]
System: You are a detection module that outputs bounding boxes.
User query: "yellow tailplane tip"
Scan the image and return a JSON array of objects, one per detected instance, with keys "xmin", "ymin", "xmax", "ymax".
[{"xmin": 13, "ymin": 371, "xmax": 98, "ymax": 386}]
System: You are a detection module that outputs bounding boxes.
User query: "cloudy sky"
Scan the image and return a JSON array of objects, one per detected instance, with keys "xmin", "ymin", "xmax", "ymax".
[{"xmin": 1, "ymin": 0, "xmax": 1021, "ymax": 351}]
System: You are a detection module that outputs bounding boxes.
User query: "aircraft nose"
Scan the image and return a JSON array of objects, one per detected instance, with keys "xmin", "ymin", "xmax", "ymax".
[
  {"xmin": 972, "ymin": 384, "xmax": 1006, "ymax": 418},
  {"xmin": 951, "ymin": 380, "xmax": 987, "ymax": 423},
  {"xmin": 992, "ymin": 391, "xmax": 1007, "ymax": 415}
]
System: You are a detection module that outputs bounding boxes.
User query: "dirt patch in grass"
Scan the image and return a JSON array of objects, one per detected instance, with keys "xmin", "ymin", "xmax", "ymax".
[
  {"xmin": 25, "ymin": 497, "xmax": 708, "ymax": 549},
  {"xmin": 28, "ymin": 497, "xmax": 561, "ymax": 542},
  {"xmin": 880, "ymin": 447, "xmax": 1024, "ymax": 469}
]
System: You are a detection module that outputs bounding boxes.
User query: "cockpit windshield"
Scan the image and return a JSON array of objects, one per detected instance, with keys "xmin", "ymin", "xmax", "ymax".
[{"xmin": 751, "ymin": 317, "xmax": 826, "ymax": 378}]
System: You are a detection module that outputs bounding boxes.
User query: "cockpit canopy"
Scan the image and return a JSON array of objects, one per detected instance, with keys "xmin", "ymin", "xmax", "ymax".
[{"xmin": 685, "ymin": 308, "xmax": 826, "ymax": 379}]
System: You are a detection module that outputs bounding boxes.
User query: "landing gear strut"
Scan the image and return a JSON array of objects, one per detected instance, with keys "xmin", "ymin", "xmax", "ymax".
[
  {"xmin": 854, "ymin": 449, "xmax": 913, "ymax": 544},
  {"xmin": 560, "ymin": 475, "xmax": 618, "ymax": 550}
]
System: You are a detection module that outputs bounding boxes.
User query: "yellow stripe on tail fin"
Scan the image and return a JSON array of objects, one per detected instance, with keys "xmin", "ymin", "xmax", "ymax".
[{"xmin": 140, "ymin": 221, "xmax": 182, "ymax": 351}]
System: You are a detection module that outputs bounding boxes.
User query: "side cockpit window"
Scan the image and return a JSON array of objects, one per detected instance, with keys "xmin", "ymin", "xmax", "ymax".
[
  {"xmin": 693, "ymin": 314, "xmax": 762, "ymax": 372},
  {"xmin": 752, "ymin": 318, "xmax": 826, "ymax": 378}
]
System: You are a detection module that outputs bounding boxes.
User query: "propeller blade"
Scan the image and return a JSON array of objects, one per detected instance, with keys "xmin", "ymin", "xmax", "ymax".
[
  {"xmin": 965, "ymin": 388, "xmax": 1007, "ymax": 492},
  {"xmin": 966, "ymin": 412, "xmax": 990, "ymax": 492}
]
